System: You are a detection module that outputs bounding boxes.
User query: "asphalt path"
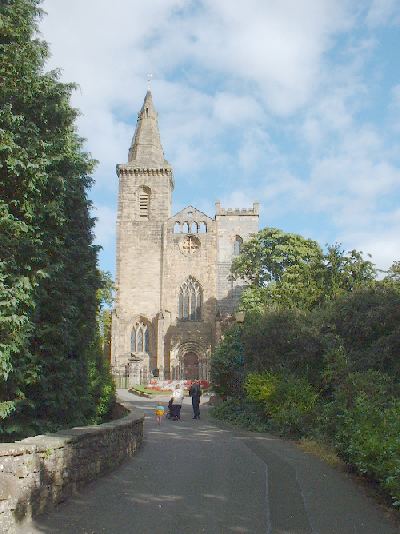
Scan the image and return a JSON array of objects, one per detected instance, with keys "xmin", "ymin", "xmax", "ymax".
[{"xmin": 22, "ymin": 390, "xmax": 399, "ymax": 534}]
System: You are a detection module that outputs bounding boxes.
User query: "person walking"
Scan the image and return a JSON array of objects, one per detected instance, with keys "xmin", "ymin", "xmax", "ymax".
[
  {"xmin": 171, "ymin": 383, "xmax": 184, "ymax": 421},
  {"xmin": 154, "ymin": 403, "xmax": 165, "ymax": 425},
  {"xmin": 189, "ymin": 380, "xmax": 202, "ymax": 419}
]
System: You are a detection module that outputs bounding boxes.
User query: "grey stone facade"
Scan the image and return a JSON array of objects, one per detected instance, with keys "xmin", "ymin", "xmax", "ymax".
[{"xmin": 111, "ymin": 91, "xmax": 259, "ymax": 384}]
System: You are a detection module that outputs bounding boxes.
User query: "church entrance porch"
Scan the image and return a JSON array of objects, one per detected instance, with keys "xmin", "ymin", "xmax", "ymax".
[
  {"xmin": 183, "ymin": 351, "xmax": 199, "ymax": 380},
  {"xmin": 169, "ymin": 340, "xmax": 211, "ymax": 381}
]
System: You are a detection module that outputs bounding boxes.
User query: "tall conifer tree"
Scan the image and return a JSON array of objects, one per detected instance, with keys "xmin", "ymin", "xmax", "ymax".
[{"xmin": 0, "ymin": 0, "xmax": 111, "ymax": 438}]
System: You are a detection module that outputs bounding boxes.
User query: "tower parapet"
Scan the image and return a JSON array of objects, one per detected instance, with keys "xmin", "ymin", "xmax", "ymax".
[{"xmin": 215, "ymin": 201, "xmax": 259, "ymax": 217}]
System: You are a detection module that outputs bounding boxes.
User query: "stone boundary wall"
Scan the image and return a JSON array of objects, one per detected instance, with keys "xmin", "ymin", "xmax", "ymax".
[{"xmin": 0, "ymin": 405, "xmax": 144, "ymax": 533}]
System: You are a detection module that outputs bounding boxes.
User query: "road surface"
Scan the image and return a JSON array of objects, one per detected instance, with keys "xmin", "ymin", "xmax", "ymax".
[{"xmin": 22, "ymin": 390, "xmax": 399, "ymax": 534}]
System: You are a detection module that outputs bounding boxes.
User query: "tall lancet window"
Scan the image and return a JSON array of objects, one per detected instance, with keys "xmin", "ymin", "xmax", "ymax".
[
  {"xmin": 131, "ymin": 322, "xmax": 149, "ymax": 353},
  {"xmin": 233, "ymin": 235, "xmax": 243, "ymax": 256},
  {"xmin": 138, "ymin": 186, "xmax": 150, "ymax": 219},
  {"xmin": 178, "ymin": 277, "xmax": 202, "ymax": 321}
]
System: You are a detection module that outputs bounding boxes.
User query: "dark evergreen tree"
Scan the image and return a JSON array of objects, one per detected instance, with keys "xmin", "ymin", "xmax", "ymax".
[{"xmin": 0, "ymin": 0, "xmax": 114, "ymax": 438}]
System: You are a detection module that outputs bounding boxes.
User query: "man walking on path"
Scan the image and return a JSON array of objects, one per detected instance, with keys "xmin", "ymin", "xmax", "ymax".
[{"xmin": 189, "ymin": 379, "xmax": 202, "ymax": 419}]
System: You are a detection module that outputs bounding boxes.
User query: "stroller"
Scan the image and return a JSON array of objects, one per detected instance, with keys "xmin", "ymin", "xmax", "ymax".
[
  {"xmin": 166, "ymin": 398, "xmax": 181, "ymax": 420},
  {"xmin": 165, "ymin": 398, "xmax": 174, "ymax": 419}
]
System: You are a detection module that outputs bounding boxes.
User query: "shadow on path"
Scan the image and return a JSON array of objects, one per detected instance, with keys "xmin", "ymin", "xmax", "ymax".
[{"xmin": 22, "ymin": 391, "xmax": 399, "ymax": 534}]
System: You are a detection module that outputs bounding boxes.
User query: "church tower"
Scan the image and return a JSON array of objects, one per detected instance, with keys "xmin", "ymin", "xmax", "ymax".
[
  {"xmin": 112, "ymin": 90, "xmax": 259, "ymax": 386},
  {"xmin": 112, "ymin": 91, "xmax": 174, "ymax": 383}
]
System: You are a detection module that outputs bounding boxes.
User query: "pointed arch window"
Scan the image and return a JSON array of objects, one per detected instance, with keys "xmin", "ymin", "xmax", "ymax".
[
  {"xmin": 178, "ymin": 277, "xmax": 202, "ymax": 321},
  {"xmin": 131, "ymin": 322, "xmax": 149, "ymax": 353},
  {"xmin": 233, "ymin": 235, "xmax": 243, "ymax": 256}
]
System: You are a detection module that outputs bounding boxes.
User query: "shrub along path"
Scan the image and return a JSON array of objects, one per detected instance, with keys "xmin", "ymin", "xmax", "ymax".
[{"xmin": 23, "ymin": 390, "xmax": 398, "ymax": 534}]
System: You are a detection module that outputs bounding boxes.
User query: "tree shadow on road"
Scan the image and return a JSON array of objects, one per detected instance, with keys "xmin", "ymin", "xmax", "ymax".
[{"xmin": 26, "ymin": 400, "xmax": 264, "ymax": 534}]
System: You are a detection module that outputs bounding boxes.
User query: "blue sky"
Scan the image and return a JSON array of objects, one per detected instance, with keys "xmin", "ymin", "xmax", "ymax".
[{"xmin": 39, "ymin": 0, "xmax": 400, "ymax": 276}]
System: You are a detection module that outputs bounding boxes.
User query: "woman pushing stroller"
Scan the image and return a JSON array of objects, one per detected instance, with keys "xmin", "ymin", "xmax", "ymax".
[{"xmin": 170, "ymin": 383, "xmax": 184, "ymax": 420}]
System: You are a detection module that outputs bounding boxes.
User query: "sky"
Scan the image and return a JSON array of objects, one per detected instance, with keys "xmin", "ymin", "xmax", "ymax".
[{"xmin": 39, "ymin": 0, "xmax": 400, "ymax": 276}]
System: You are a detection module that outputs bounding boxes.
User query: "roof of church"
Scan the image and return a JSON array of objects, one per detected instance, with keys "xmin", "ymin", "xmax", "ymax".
[{"xmin": 127, "ymin": 91, "xmax": 169, "ymax": 168}]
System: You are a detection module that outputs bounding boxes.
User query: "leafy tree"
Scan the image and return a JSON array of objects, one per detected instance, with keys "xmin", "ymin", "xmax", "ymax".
[
  {"xmin": 0, "ymin": 0, "xmax": 113, "ymax": 438},
  {"xmin": 231, "ymin": 227, "xmax": 323, "ymax": 286},
  {"xmin": 97, "ymin": 270, "xmax": 114, "ymax": 358},
  {"xmin": 382, "ymin": 260, "xmax": 400, "ymax": 287},
  {"xmin": 233, "ymin": 228, "xmax": 375, "ymax": 311},
  {"xmin": 322, "ymin": 244, "xmax": 375, "ymax": 295}
]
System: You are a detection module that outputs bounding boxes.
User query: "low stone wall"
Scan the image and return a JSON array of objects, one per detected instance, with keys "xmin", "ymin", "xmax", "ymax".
[{"xmin": 0, "ymin": 405, "xmax": 144, "ymax": 533}]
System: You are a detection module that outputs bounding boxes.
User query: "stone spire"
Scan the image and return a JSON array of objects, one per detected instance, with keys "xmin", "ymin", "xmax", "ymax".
[{"xmin": 128, "ymin": 91, "xmax": 168, "ymax": 167}]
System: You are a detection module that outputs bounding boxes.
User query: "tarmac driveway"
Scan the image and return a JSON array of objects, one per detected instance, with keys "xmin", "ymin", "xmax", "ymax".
[{"xmin": 24, "ymin": 390, "xmax": 399, "ymax": 534}]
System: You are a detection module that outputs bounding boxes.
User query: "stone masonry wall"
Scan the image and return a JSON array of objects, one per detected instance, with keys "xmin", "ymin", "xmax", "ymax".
[
  {"xmin": 215, "ymin": 203, "xmax": 259, "ymax": 315},
  {"xmin": 112, "ymin": 168, "xmax": 173, "ymax": 369},
  {"xmin": 0, "ymin": 407, "xmax": 144, "ymax": 533}
]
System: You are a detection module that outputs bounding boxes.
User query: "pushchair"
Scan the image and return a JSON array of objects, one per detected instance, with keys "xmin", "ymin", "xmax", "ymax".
[
  {"xmin": 166, "ymin": 398, "xmax": 181, "ymax": 420},
  {"xmin": 165, "ymin": 398, "xmax": 174, "ymax": 419}
]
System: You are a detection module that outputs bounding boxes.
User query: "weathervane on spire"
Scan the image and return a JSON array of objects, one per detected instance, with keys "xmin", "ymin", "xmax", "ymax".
[{"xmin": 147, "ymin": 73, "xmax": 153, "ymax": 91}]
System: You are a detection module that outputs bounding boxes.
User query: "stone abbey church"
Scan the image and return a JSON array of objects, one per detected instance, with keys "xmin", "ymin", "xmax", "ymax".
[{"xmin": 111, "ymin": 91, "xmax": 259, "ymax": 384}]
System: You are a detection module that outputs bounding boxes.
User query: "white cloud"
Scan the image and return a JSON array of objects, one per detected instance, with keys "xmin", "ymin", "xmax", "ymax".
[
  {"xmin": 341, "ymin": 226, "xmax": 400, "ymax": 271},
  {"xmin": 366, "ymin": 0, "xmax": 400, "ymax": 27},
  {"xmin": 213, "ymin": 93, "xmax": 264, "ymax": 125},
  {"xmin": 220, "ymin": 190, "xmax": 258, "ymax": 211},
  {"xmin": 38, "ymin": 1, "xmax": 400, "ymax": 274}
]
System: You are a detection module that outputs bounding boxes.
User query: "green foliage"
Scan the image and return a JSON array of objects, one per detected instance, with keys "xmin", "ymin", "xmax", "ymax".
[
  {"xmin": 231, "ymin": 227, "xmax": 323, "ymax": 287},
  {"xmin": 316, "ymin": 370, "xmax": 396, "ymax": 441},
  {"xmin": 210, "ymin": 325, "xmax": 244, "ymax": 398},
  {"xmin": 321, "ymin": 285, "xmax": 400, "ymax": 379},
  {"xmin": 241, "ymin": 307, "xmax": 323, "ymax": 384},
  {"xmin": 232, "ymin": 228, "xmax": 375, "ymax": 312},
  {"xmin": 245, "ymin": 372, "xmax": 319, "ymax": 436},
  {"xmin": 97, "ymin": 270, "xmax": 114, "ymax": 360},
  {"xmin": 382, "ymin": 261, "xmax": 400, "ymax": 285},
  {"xmin": 210, "ymin": 398, "xmax": 270, "ymax": 433},
  {"xmin": 214, "ymin": 230, "xmax": 399, "ymax": 504},
  {"xmin": 0, "ymin": 0, "xmax": 115, "ymax": 439},
  {"xmin": 88, "ymin": 348, "xmax": 116, "ymax": 423},
  {"xmin": 334, "ymin": 396, "xmax": 400, "ymax": 505}
]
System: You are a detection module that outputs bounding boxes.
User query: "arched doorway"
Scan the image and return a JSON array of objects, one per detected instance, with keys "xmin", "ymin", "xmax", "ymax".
[{"xmin": 183, "ymin": 351, "xmax": 199, "ymax": 380}]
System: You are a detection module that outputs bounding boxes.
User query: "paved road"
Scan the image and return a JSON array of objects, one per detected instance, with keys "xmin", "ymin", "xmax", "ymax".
[{"xmin": 23, "ymin": 390, "xmax": 399, "ymax": 534}]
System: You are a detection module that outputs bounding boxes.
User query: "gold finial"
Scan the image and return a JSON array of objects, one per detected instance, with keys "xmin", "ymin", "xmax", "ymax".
[{"xmin": 147, "ymin": 73, "xmax": 153, "ymax": 91}]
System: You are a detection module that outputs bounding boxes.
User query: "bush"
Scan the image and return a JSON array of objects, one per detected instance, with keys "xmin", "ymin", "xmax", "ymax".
[
  {"xmin": 210, "ymin": 398, "xmax": 270, "ymax": 432},
  {"xmin": 210, "ymin": 325, "xmax": 244, "ymax": 398},
  {"xmin": 321, "ymin": 285, "xmax": 400, "ymax": 379},
  {"xmin": 334, "ymin": 396, "xmax": 400, "ymax": 506},
  {"xmin": 241, "ymin": 308, "xmax": 323, "ymax": 385},
  {"xmin": 88, "ymin": 352, "xmax": 116, "ymax": 423},
  {"xmin": 245, "ymin": 372, "xmax": 319, "ymax": 437}
]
